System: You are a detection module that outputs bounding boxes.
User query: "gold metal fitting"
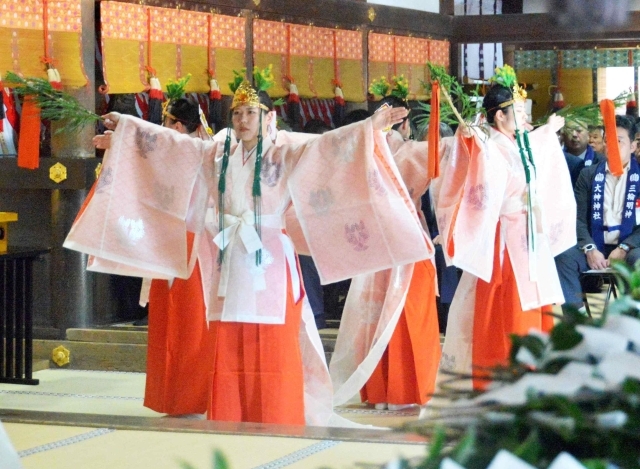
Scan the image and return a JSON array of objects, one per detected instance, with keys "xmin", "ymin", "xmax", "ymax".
[
  {"xmin": 49, "ymin": 162, "xmax": 68, "ymax": 184},
  {"xmin": 52, "ymin": 345, "xmax": 70, "ymax": 367}
]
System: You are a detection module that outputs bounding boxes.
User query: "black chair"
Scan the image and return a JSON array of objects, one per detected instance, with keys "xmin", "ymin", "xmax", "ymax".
[{"xmin": 579, "ymin": 270, "xmax": 618, "ymax": 318}]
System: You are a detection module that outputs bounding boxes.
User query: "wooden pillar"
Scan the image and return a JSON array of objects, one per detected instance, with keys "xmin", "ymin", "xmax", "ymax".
[
  {"xmin": 503, "ymin": 44, "xmax": 515, "ymax": 67},
  {"xmin": 244, "ymin": 10, "xmax": 254, "ymax": 80},
  {"xmin": 48, "ymin": 0, "xmax": 101, "ymax": 336},
  {"xmin": 362, "ymin": 26, "xmax": 369, "ymax": 99},
  {"xmin": 440, "ymin": 0, "xmax": 454, "ymax": 15}
]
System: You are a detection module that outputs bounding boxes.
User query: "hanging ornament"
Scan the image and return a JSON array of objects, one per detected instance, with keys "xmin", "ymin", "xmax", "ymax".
[
  {"xmin": 333, "ymin": 81, "xmax": 345, "ymax": 128},
  {"xmin": 46, "ymin": 65, "xmax": 62, "ymax": 90},
  {"xmin": 0, "ymin": 74, "xmax": 5, "ymax": 133},
  {"xmin": 208, "ymin": 76, "xmax": 222, "ymax": 132},
  {"xmin": 552, "ymin": 87, "xmax": 565, "ymax": 112},
  {"xmin": 331, "ymin": 31, "xmax": 345, "ymax": 128},
  {"xmin": 286, "ymin": 79, "xmax": 301, "ymax": 131},
  {"xmin": 626, "ymin": 90, "xmax": 638, "ymax": 118},
  {"xmin": 147, "ymin": 74, "xmax": 163, "ymax": 125},
  {"xmin": 0, "ymin": 75, "xmax": 18, "ymax": 157}
]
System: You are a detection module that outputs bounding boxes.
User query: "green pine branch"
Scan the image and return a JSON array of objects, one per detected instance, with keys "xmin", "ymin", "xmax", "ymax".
[
  {"xmin": 535, "ymin": 91, "xmax": 632, "ymax": 129},
  {"xmin": 415, "ymin": 62, "xmax": 483, "ymax": 136},
  {"xmin": 4, "ymin": 71, "xmax": 100, "ymax": 134}
]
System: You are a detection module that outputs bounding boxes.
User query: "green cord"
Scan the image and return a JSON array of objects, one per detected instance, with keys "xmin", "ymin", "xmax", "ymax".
[
  {"xmin": 513, "ymin": 107, "xmax": 536, "ymax": 252},
  {"xmin": 253, "ymin": 111, "xmax": 263, "ymax": 266},
  {"xmin": 217, "ymin": 127, "xmax": 232, "ymax": 265}
]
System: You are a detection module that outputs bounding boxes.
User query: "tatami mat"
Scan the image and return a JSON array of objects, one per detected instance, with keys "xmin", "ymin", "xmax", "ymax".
[
  {"xmin": 0, "ymin": 369, "xmax": 425, "ymax": 427},
  {"xmin": 0, "ymin": 370, "xmax": 159, "ymax": 417},
  {"xmin": 4, "ymin": 423, "xmax": 97, "ymax": 452},
  {"xmin": 4, "ymin": 423, "xmax": 426, "ymax": 469}
]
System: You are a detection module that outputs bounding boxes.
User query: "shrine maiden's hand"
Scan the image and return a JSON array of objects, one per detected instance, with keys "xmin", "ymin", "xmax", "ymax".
[
  {"xmin": 371, "ymin": 107, "xmax": 409, "ymax": 132},
  {"xmin": 586, "ymin": 249, "xmax": 609, "ymax": 270},
  {"xmin": 546, "ymin": 114, "xmax": 565, "ymax": 133},
  {"xmin": 432, "ymin": 234, "xmax": 442, "ymax": 245},
  {"xmin": 92, "ymin": 130, "xmax": 113, "ymax": 149},
  {"xmin": 101, "ymin": 112, "xmax": 122, "ymax": 131}
]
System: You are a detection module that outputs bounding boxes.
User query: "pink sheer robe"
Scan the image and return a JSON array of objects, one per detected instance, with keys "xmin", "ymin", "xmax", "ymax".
[
  {"xmin": 434, "ymin": 125, "xmax": 576, "ymax": 391},
  {"xmin": 331, "ymin": 131, "xmax": 445, "ymax": 406}
]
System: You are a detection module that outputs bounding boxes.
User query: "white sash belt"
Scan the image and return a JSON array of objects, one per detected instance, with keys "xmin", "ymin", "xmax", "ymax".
[
  {"xmin": 212, "ymin": 212, "xmax": 301, "ymax": 303},
  {"xmin": 213, "ymin": 210, "xmax": 263, "ymax": 297}
]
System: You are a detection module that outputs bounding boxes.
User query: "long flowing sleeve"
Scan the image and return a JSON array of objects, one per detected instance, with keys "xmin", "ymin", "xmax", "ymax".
[
  {"xmin": 435, "ymin": 129, "xmax": 506, "ymax": 282},
  {"xmin": 287, "ymin": 119, "xmax": 431, "ymax": 284},
  {"xmin": 528, "ymin": 124, "xmax": 577, "ymax": 256},
  {"xmin": 64, "ymin": 115, "xmax": 216, "ymax": 279}
]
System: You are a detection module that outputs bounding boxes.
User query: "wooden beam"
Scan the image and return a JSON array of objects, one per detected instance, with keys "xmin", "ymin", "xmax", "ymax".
[
  {"xmin": 0, "ymin": 159, "xmax": 100, "ymax": 190},
  {"xmin": 453, "ymin": 11, "xmax": 640, "ymax": 45},
  {"xmin": 511, "ymin": 41, "xmax": 640, "ymax": 51}
]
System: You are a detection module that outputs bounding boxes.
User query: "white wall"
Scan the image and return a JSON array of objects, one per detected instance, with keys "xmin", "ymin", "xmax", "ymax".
[
  {"xmin": 367, "ymin": 0, "xmax": 439, "ymax": 13},
  {"xmin": 522, "ymin": 0, "xmax": 546, "ymax": 13}
]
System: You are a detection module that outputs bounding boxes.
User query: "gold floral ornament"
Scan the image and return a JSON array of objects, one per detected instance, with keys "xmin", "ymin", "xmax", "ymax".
[
  {"xmin": 390, "ymin": 75, "xmax": 409, "ymax": 101},
  {"xmin": 369, "ymin": 76, "xmax": 391, "ymax": 98},
  {"xmin": 52, "ymin": 345, "xmax": 70, "ymax": 367},
  {"xmin": 95, "ymin": 162, "xmax": 102, "ymax": 180},
  {"xmin": 489, "ymin": 64, "xmax": 527, "ymax": 107},
  {"xmin": 49, "ymin": 162, "xmax": 67, "ymax": 184}
]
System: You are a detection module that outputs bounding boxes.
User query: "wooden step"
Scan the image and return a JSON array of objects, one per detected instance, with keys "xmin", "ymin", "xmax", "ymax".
[
  {"xmin": 65, "ymin": 328, "xmax": 147, "ymax": 344},
  {"xmin": 31, "ymin": 325, "xmax": 339, "ymax": 373},
  {"xmin": 32, "ymin": 359, "xmax": 50, "ymax": 372},
  {"xmin": 33, "ymin": 339, "xmax": 146, "ymax": 373}
]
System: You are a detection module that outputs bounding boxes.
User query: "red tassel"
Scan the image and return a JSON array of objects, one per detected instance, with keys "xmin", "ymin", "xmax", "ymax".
[
  {"xmin": 288, "ymin": 93, "xmax": 300, "ymax": 104},
  {"xmin": 46, "ymin": 68, "xmax": 63, "ymax": 90},
  {"xmin": 427, "ymin": 81, "xmax": 441, "ymax": 179},
  {"xmin": 552, "ymin": 89, "xmax": 565, "ymax": 111},
  {"xmin": 209, "ymin": 90, "xmax": 221, "ymax": 100},
  {"xmin": 601, "ymin": 99, "xmax": 623, "ymax": 177},
  {"xmin": 17, "ymin": 96, "xmax": 41, "ymax": 170},
  {"xmin": 149, "ymin": 89, "xmax": 163, "ymax": 100}
]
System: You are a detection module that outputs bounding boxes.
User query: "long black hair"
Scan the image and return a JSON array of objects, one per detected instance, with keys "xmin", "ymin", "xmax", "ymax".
[
  {"xmin": 166, "ymin": 98, "xmax": 200, "ymax": 133},
  {"xmin": 482, "ymin": 84, "xmax": 514, "ymax": 124}
]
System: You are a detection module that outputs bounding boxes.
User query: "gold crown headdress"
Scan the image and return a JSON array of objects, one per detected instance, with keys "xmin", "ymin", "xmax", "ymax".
[
  {"xmin": 229, "ymin": 65, "xmax": 275, "ymax": 111},
  {"xmin": 231, "ymin": 80, "xmax": 269, "ymax": 111},
  {"xmin": 488, "ymin": 65, "xmax": 527, "ymax": 108}
]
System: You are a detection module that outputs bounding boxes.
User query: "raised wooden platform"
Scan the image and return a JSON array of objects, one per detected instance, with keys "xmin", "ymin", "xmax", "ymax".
[{"xmin": 33, "ymin": 325, "xmax": 339, "ymax": 373}]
